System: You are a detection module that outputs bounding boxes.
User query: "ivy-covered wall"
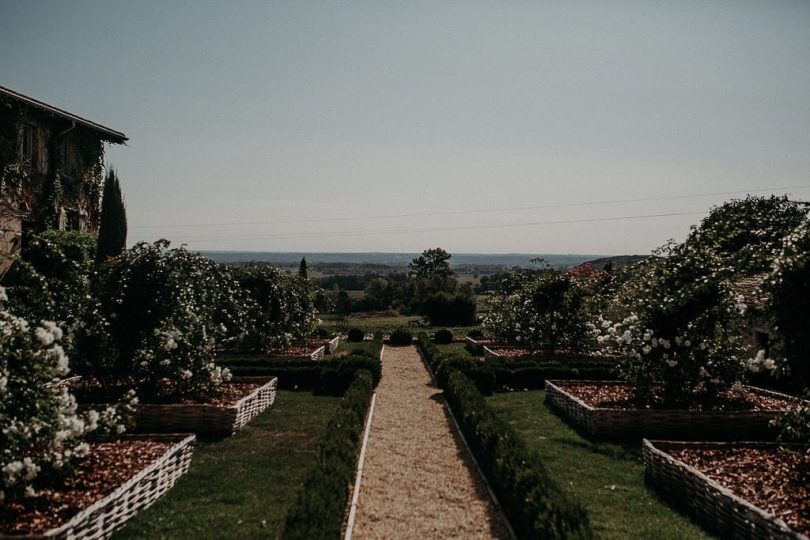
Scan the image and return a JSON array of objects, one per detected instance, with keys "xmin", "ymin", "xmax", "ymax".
[{"xmin": 0, "ymin": 98, "xmax": 106, "ymax": 234}]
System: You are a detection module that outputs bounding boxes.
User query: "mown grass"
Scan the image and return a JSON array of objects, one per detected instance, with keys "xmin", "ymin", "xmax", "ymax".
[
  {"xmin": 435, "ymin": 342, "xmax": 475, "ymax": 357},
  {"xmin": 114, "ymin": 391, "xmax": 341, "ymax": 539},
  {"xmin": 334, "ymin": 338, "xmax": 383, "ymax": 357},
  {"xmin": 487, "ymin": 391, "xmax": 713, "ymax": 540},
  {"xmin": 320, "ymin": 313, "xmax": 482, "ymax": 337}
]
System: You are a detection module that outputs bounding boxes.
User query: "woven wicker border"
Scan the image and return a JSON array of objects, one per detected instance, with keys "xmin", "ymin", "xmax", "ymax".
[
  {"xmin": 545, "ymin": 380, "xmax": 801, "ymax": 440},
  {"xmin": 643, "ymin": 440, "xmax": 809, "ymax": 540},
  {"xmin": 134, "ymin": 377, "xmax": 277, "ymax": 437},
  {"xmin": 2, "ymin": 434, "xmax": 195, "ymax": 540}
]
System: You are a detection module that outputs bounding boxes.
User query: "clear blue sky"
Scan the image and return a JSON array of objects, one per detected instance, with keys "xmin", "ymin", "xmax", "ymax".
[{"xmin": 2, "ymin": 1, "xmax": 809, "ymax": 254}]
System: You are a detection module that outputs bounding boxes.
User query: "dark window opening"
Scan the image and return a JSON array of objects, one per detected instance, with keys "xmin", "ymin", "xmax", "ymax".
[
  {"xmin": 62, "ymin": 138, "xmax": 77, "ymax": 175},
  {"xmin": 22, "ymin": 125, "xmax": 39, "ymax": 171}
]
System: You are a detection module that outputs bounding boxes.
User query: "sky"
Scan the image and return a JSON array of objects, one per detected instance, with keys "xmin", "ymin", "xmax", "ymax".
[{"xmin": 1, "ymin": 1, "xmax": 809, "ymax": 255}]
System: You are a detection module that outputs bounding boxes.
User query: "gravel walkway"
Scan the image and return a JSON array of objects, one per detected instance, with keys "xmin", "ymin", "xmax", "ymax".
[{"xmin": 352, "ymin": 345, "xmax": 510, "ymax": 539}]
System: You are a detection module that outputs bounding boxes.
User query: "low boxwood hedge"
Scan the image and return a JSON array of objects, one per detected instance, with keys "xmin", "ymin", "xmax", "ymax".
[
  {"xmin": 418, "ymin": 335, "xmax": 495, "ymax": 395},
  {"xmin": 220, "ymin": 350, "xmax": 381, "ymax": 394},
  {"xmin": 347, "ymin": 328, "xmax": 365, "ymax": 342},
  {"xmin": 433, "ymin": 329, "xmax": 453, "ymax": 344},
  {"xmin": 444, "ymin": 371, "xmax": 593, "ymax": 539},
  {"xmin": 388, "ymin": 327, "xmax": 413, "ymax": 346},
  {"xmin": 282, "ymin": 369, "xmax": 373, "ymax": 538}
]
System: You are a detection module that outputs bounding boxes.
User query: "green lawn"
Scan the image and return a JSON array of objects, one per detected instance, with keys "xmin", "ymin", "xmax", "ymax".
[
  {"xmin": 435, "ymin": 342, "xmax": 476, "ymax": 357},
  {"xmin": 319, "ymin": 313, "xmax": 482, "ymax": 337},
  {"xmin": 487, "ymin": 391, "xmax": 713, "ymax": 539},
  {"xmin": 333, "ymin": 339, "xmax": 383, "ymax": 357},
  {"xmin": 114, "ymin": 391, "xmax": 341, "ymax": 539}
]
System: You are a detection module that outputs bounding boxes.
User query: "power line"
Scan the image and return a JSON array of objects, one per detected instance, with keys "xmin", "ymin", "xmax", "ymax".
[
  {"xmin": 129, "ymin": 184, "xmax": 810, "ymax": 229},
  {"xmin": 138, "ymin": 210, "xmax": 709, "ymax": 244}
]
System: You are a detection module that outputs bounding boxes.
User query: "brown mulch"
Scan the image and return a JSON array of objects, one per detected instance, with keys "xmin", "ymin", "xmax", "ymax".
[
  {"xmin": 488, "ymin": 347, "xmax": 614, "ymax": 360},
  {"xmin": 352, "ymin": 345, "xmax": 510, "ymax": 539},
  {"xmin": 669, "ymin": 446, "xmax": 810, "ymax": 535},
  {"xmin": 0, "ymin": 439, "xmax": 172, "ymax": 535},
  {"xmin": 171, "ymin": 382, "xmax": 261, "ymax": 406},
  {"xmin": 561, "ymin": 382, "xmax": 797, "ymax": 411},
  {"xmin": 264, "ymin": 345, "xmax": 318, "ymax": 357}
]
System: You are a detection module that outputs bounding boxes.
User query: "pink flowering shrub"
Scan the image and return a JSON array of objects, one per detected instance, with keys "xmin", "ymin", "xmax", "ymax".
[{"xmin": 0, "ymin": 287, "xmax": 131, "ymax": 502}]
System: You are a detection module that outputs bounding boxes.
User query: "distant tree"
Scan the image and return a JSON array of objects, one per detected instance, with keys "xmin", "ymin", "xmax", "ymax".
[
  {"xmin": 335, "ymin": 290, "xmax": 353, "ymax": 317},
  {"xmin": 96, "ymin": 168, "xmax": 127, "ymax": 262},
  {"xmin": 603, "ymin": 261, "xmax": 614, "ymax": 274},
  {"xmin": 408, "ymin": 248, "xmax": 454, "ymax": 280},
  {"xmin": 298, "ymin": 257, "xmax": 308, "ymax": 278}
]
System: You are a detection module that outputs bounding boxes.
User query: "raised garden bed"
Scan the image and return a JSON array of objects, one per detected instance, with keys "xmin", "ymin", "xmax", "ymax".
[
  {"xmin": 134, "ymin": 377, "xmax": 278, "ymax": 437},
  {"xmin": 464, "ymin": 336, "xmax": 498, "ymax": 355},
  {"xmin": 644, "ymin": 440, "xmax": 809, "ymax": 539},
  {"xmin": 483, "ymin": 345, "xmax": 616, "ymax": 363},
  {"xmin": 306, "ymin": 336, "xmax": 339, "ymax": 354},
  {"xmin": 263, "ymin": 344, "xmax": 325, "ymax": 361},
  {"xmin": 0, "ymin": 434, "xmax": 195, "ymax": 539},
  {"xmin": 545, "ymin": 380, "xmax": 801, "ymax": 440}
]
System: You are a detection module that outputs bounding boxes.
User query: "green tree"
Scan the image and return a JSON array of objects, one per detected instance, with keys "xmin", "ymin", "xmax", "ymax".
[
  {"xmin": 408, "ymin": 247, "xmax": 453, "ymax": 280},
  {"xmin": 96, "ymin": 168, "xmax": 127, "ymax": 262},
  {"xmin": 298, "ymin": 256, "xmax": 308, "ymax": 278}
]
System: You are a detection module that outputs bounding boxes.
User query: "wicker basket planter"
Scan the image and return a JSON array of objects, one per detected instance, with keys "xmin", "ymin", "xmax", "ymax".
[
  {"xmin": 463, "ymin": 336, "xmax": 499, "ymax": 355},
  {"xmin": 643, "ymin": 440, "xmax": 809, "ymax": 540},
  {"xmin": 2, "ymin": 434, "xmax": 195, "ymax": 540},
  {"xmin": 307, "ymin": 336, "xmax": 339, "ymax": 354},
  {"xmin": 545, "ymin": 380, "xmax": 800, "ymax": 440},
  {"xmin": 134, "ymin": 377, "xmax": 277, "ymax": 437}
]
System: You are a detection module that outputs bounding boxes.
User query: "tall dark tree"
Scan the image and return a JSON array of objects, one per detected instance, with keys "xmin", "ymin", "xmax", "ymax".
[
  {"xmin": 96, "ymin": 168, "xmax": 127, "ymax": 262},
  {"xmin": 298, "ymin": 256, "xmax": 308, "ymax": 278},
  {"xmin": 408, "ymin": 248, "xmax": 454, "ymax": 280}
]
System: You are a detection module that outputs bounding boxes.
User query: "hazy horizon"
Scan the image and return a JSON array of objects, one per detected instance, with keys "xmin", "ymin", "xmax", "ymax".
[{"xmin": 2, "ymin": 1, "xmax": 809, "ymax": 254}]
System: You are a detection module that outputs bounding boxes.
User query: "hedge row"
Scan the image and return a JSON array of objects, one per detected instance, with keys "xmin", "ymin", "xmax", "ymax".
[
  {"xmin": 282, "ymin": 369, "xmax": 373, "ymax": 538},
  {"xmin": 219, "ymin": 349, "xmax": 381, "ymax": 394},
  {"xmin": 419, "ymin": 335, "xmax": 495, "ymax": 395},
  {"xmin": 444, "ymin": 371, "xmax": 594, "ymax": 539}
]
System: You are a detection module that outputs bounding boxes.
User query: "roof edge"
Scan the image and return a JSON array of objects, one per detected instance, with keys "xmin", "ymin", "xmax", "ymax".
[{"xmin": 0, "ymin": 85, "xmax": 128, "ymax": 144}]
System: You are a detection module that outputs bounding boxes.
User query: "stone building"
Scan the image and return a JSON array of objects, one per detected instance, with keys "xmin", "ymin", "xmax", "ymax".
[{"xmin": 0, "ymin": 85, "xmax": 127, "ymax": 275}]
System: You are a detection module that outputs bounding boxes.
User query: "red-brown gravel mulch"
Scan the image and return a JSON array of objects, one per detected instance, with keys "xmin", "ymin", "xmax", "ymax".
[
  {"xmin": 488, "ymin": 347, "xmax": 615, "ymax": 360},
  {"xmin": 74, "ymin": 380, "xmax": 260, "ymax": 407},
  {"xmin": 562, "ymin": 382, "xmax": 796, "ymax": 411},
  {"xmin": 669, "ymin": 446, "xmax": 810, "ymax": 536},
  {"xmin": 0, "ymin": 439, "xmax": 171, "ymax": 536}
]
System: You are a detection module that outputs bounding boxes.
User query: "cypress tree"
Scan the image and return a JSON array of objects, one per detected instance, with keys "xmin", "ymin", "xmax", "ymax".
[
  {"xmin": 96, "ymin": 168, "xmax": 127, "ymax": 262},
  {"xmin": 298, "ymin": 256, "xmax": 308, "ymax": 278}
]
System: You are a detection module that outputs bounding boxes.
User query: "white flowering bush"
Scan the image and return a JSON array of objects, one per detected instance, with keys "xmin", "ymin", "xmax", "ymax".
[
  {"xmin": 764, "ymin": 219, "xmax": 810, "ymax": 389},
  {"xmin": 233, "ymin": 265, "xmax": 317, "ymax": 350},
  {"xmin": 483, "ymin": 267, "xmax": 605, "ymax": 355},
  {"xmin": 80, "ymin": 241, "xmax": 246, "ymax": 401},
  {"xmin": 590, "ymin": 197, "xmax": 804, "ymax": 406},
  {"xmin": 0, "ymin": 287, "xmax": 130, "ymax": 502}
]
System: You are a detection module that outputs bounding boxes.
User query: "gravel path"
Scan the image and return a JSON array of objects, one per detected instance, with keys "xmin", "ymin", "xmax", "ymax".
[{"xmin": 352, "ymin": 345, "xmax": 510, "ymax": 539}]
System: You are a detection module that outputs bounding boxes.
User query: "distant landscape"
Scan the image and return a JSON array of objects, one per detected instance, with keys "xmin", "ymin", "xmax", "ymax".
[{"xmin": 202, "ymin": 251, "xmax": 649, "ymax": 275}]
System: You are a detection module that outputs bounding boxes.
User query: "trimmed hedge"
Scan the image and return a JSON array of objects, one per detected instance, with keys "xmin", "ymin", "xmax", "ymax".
[
  {"xmin": 419, "ymin": 335, "xmax": 494, "ymax": 395},
  {"xmin": 444, "ymin": 371, "xmax": 593, "ymax": 539},
  {"xmin": 388, "ymin": 327, "xmax": 413, "ymax": 346},
  {"xmin": 347, "ymin": 328, "xmax": 365, "ymax": 342},
  {"xmin": 282, "ymin": 370, "xmax": 373, "ymax": 538},
  {"xmin": 433, "ymin": 329, "xmax": 453, "ymax": 344},
  {"xmin": 219, "ymin": 350, "xmax": 381, "ymax": 394}
]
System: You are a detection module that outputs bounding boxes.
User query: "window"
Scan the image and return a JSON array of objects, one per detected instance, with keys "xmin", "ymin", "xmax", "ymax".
[
  {"xmin": 62, "ymin": 138, "xmax": 77, "ymax": 175},
  {"xmin": 21, "ymin": 124, "xmax": 39, "ymax": 171}
]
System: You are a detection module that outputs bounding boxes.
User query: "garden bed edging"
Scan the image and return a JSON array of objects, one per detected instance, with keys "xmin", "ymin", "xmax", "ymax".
[
  {"xmin": 545, "ymin": 380, "xmax": 799, "ymax": 440},
  {"xmin": 643, "ymin": 439, "xmax": 808, "ymax": 540}
]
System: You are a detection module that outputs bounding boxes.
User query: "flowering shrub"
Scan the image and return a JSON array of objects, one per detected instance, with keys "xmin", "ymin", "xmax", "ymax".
[
  {"xmin": 233, "ymin": 265, "xmax": 316, "ymax": 350},
  {"xmin": 82, "ymin": 241, "xmax": 246, "ymax": 400},
  {"xmin": 772, "ymin": 394, "xmax": 810, "ymax": 445},
  {"xmin": 590, "ymin": 198, "xmax": 803, "ymax": 406},
  {"xmin": 2, "ymin": 231, "xmax": 97, "ymax": 343},
  {"xmin": 0, "ymin": 287, "xmax": 130, "ymax": 502},
  {"xmin": 483, "ymin": 268, "xmax": 599, "ymax": 355},
  {"xmin": 764, "ymin": 219, "xmax": 810, "ymax": 388}
]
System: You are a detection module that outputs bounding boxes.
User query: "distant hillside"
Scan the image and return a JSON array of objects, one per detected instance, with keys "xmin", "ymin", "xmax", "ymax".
[{"xmin": 584, "ymin": 255, "xmax": 650, "ymax": 270}]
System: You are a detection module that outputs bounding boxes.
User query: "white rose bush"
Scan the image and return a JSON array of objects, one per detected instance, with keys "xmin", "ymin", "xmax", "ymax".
[
  {"xmin": 592, "ymin": 196, "xmax": 805, "ymax": 407},
  {"xmin": 0, "ymin": 287, "xmax": 130, "ymax": 502}
]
